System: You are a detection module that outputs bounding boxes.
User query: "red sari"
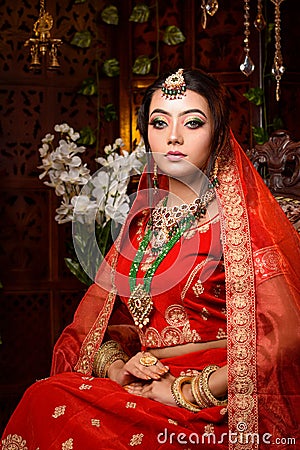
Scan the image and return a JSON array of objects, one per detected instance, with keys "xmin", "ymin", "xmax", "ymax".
[{"xmin": 2, "ymin": 134, "xmax": 300, "ymax": 450}]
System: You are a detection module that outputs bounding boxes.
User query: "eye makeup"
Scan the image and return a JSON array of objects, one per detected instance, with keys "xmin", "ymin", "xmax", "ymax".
[
  {"xmin": 149, "ymin": 116, "xmax": 168, "ymax": 129},
  {"xmin": 183, "ymin": 116, "xmax": 205, "ymax": 128}
]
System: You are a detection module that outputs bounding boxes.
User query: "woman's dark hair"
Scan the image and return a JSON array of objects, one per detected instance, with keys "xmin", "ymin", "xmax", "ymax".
[{"xmin": 137, "ymin": 68, "xmax": 230, "ymax": 159}]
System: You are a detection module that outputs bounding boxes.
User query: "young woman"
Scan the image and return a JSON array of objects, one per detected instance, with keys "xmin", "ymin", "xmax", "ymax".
[{"xmin": 2, "ymin": 69, "xmax": 300, "ymax": 450}]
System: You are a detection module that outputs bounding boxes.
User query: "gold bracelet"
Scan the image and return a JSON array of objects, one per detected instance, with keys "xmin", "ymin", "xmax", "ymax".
[
  {"xmin": 198, "ymin": 365, "xmax": 228, "ymax": 407},
  {"xmin": 93, "ymin": 340, "xmax": 129, "ymax": 378},
  {"xmin": 171, "ymin": 376, "xmax": 201, "ymax": 413},
  {"xmin": 191, "ymin": 374, "xmax": 210, "ymax": 408}
]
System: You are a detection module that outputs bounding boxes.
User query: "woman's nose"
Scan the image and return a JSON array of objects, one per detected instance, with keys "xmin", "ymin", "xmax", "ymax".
[{"xmin": 167, "ymin": 123, "xmax": 183, "ymax": 145}]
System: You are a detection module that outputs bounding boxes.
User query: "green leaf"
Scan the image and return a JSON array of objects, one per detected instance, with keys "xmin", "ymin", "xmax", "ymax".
[
  {"xmin": 101, "ymin": 5, "xmax": 119, "ymax": 25},
  {"xmin": 64, "ymin": 258, "xmax": 93, "ymax": 286},
  {"xmin": 70, "ymin": 30, "xmax": 92, "ymax": 48},
  {"xmin": 243, "ymin": 87, "xmax": 264, "ymax": 106},
  {"xmin": 102, "ymin": 103, "xmax": 118, "ymax": 122},
  {"xmin": 253, "ymin": 126, "xmax": 269, "ymax": 145},
  {"xmin": 132, "ymin": 55, "xmax": 151, "ymax": 75},
  {"xmin": 129, "ymin": 4, "xmax": 150, "ymax": 23},
  {"xmin": 78, "ymin": 126, "xmax": 96, "ymax": 145},
  {"xmin": 95, "ymin": 221, "xmax": 113, "ymax": 257},
  {"xmin": 102, "ymin": 58, "xmax": 120, "ymax": 77},
  {"xmin": 78, "ymin": 78, "xmax": 97, "ymax": 96},
  {"xmin": 162, "ymin": 26, "xmax": 186, "ymax": 46},
  {"xmin": 74, "ymin": 0, "xmax": 86, "ymax": 4}
]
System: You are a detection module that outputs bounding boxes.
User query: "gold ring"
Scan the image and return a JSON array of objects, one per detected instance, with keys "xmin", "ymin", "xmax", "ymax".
[{"xmin": 139, "ymin": 354, "xmax": 158, "ymax": 367}]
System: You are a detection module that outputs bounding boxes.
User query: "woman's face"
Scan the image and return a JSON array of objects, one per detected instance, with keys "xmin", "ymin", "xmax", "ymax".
[{"xmin": 148, "ymin": 89, "xmax": 213, "ymax": 181}]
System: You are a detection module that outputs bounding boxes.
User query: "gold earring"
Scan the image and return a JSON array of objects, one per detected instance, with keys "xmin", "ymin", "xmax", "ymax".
[
  {"xmin": 209, "ymin": 156, "xmax": 220, "ymax": 188},
  {"xmin": 153, "ymin": 162, "xmax": 158, "ymax": 191}
]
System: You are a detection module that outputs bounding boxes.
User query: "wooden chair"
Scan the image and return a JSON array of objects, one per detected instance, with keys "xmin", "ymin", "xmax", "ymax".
[{"xmin": 247, "ymin": 130, "xmax": 300, "ymax": 232}]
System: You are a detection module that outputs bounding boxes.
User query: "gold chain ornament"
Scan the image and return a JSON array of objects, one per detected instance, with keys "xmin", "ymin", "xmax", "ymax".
[
  {"xmin": 240, "ymin": 0, "xmax": 255, "ymax": 76},
  {"xmin": 270, "ymin": 0, "xmax": 286, "ymax": 101}
]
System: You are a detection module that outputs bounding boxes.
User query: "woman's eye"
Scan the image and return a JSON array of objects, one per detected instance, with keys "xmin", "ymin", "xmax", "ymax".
[
  {"xmin": 185, "ymin": 118, "xmax": 205, "ymax": 129},
  {"xmin": 149, "ymin": 118, "xmax": 168, "ymax": 129}
]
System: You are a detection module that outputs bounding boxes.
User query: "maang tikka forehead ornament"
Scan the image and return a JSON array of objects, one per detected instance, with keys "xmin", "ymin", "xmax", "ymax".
[{"xmin": 161, "ymin": 68, "xmax": 186, "ymax": 100}]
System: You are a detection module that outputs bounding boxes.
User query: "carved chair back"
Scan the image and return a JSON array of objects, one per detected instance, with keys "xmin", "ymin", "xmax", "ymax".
[{"xmin": 247, "ymin": 130, "xmax": 300, "ymax": 231}]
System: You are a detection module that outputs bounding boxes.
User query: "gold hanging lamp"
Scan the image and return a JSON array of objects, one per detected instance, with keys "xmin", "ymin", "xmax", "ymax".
[{"xmin": 25, "ymin": 0, "xmax": 62, "ymax": 71}]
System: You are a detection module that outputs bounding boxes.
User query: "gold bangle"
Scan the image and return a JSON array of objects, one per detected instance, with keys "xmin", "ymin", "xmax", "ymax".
[
  {"xmin": 171, "ymin": 376, "xmax": 201, "ymax": 413},
  {"xmin": 93, "ymin": 340, "xmax": 129, "ymax": 378},
  {"xmin": 191, "ymin": 375, "xmax": 210, "ymax": 408},
  {"xmin": 199, "ymin": 365, "xmax": 228, "ymax": 407}
]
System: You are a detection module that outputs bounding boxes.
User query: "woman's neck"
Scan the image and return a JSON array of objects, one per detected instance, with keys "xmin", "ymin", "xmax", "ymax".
[{"xmin": 167, "ymin": 176, "xmax": 207, "ymax": 207}]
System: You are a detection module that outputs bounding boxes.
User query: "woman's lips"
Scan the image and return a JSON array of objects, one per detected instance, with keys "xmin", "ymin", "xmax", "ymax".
[{"xmin": 165, "ymin": 151, "xmax": 187, "ymax": 161}]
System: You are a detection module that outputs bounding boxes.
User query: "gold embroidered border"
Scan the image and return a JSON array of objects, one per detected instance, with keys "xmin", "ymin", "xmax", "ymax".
[
  {"xmin": 74, "ymin": 247, "xmax": 120, "ymax": 374},
  {"xmin": 218, "ymin": 146, "xmax": 258, "ymax": 450}
]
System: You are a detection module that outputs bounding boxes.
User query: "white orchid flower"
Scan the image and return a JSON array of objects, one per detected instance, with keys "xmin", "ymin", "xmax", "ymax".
[
  {"xmin": 71, "ymin": 195, "xmax": 99, "ymax": 225},
  {"xmin": 67, "ymin": 156, "xmax": 83, "ymax": 168},
  {"xmin": 54, "ymin": 123, "xmax": 71, "ymax": 133},
  {"xmin": 39, "ymin": 143, "xmax": 50, "ymax": 157},
  {"xmin": 104, "ymin": 144, "xmax": 113, "ymax": 155},
  {"xmin": 105, "ymin": 201, "xmax": 129, "ymax": 225},
  {"xmin": 38, "ymin": 154, "xmax": 65, "ymax": 178},
  {"xmin": 91, "ymin": 172, "xmax": 110, "ymax": 210},
  {"xmin": 55, "ymin": 198, "xmax": 74, "ymax": 224},
  {"xmin": 95, "ymin": 153, "xmax": 117, "ymax": 167},
  {"xmin": 41, "ymin": 134, "xmax": 54, "ymax": 144},
  {"xmin": 60, "ymin": 167, "xmax": 91, "ymax": 185},
  {"xmin": 115, "ymin": 138, "xmax": 124, "ymax": 147},
  {"xmin": 38, "ymin": 124, "xmax": 146, "ymax": 232}
]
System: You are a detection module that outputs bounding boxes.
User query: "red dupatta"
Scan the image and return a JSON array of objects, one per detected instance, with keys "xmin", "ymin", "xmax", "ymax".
[{"xmin": 51, "ymin": 132, "xmax": 300, "ymax": 449}]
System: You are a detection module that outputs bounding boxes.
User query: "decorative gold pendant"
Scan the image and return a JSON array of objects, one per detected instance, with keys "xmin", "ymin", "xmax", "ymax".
[{"xmin": 128, "ymin": 284, "xmax": 153, "ymax": 329}]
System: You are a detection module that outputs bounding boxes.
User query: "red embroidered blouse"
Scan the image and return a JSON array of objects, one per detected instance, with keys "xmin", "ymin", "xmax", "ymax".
[{"xmin": 115, "ymin": 212, "xmax": 227, "ymax": 349}]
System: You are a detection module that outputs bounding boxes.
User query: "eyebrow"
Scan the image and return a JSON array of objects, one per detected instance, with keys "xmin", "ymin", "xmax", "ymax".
[{"xmin": 149, "ymin": 108, "xmax": 208, "ymax": 119}]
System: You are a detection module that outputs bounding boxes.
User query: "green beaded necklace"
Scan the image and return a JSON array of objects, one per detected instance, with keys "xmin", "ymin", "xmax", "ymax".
[
  {"xmin": 127, "ymin": 173, "xmax": 218, "ymax": 330},
  {"xmin": 127, "ymin": 213, "xmax": 196, "ymax": 329}
]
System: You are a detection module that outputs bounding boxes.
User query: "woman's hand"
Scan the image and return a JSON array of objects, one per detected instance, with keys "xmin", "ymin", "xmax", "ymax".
[
  {"xmin": 124, "ymin": 372, "xmax": 177, "ymax": 407},
  {"xmin": 122, "ymin": 364, "xmax": 228, "ymax": 407},
  {"xmin": 107, "ymin": 351, "xmax": 169, "ymax": 386}
]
